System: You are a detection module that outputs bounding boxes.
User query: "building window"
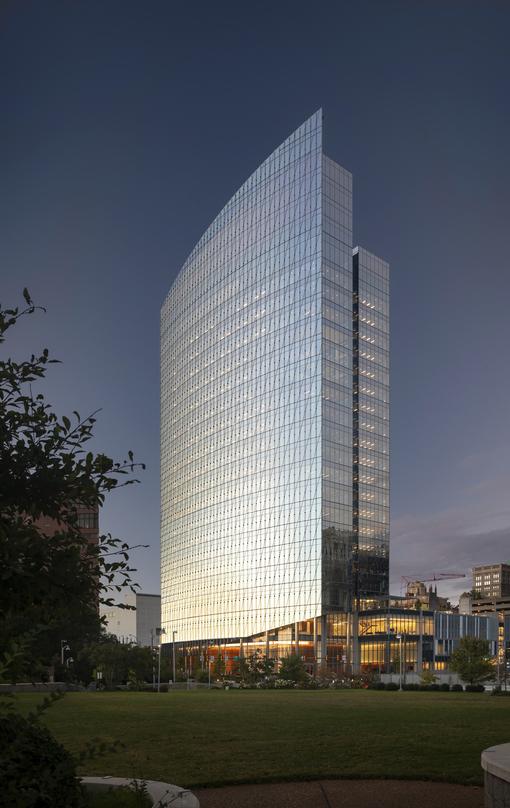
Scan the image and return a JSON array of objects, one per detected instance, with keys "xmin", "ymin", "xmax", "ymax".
[{"xmin": 77, "ymin": 512, "xmax": 99, "ymax": 530}]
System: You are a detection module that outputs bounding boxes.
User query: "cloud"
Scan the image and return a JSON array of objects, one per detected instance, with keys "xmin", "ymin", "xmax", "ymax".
[{"xmin": 390, "ymin": 473, "xmax": 510, "ymax": 600}]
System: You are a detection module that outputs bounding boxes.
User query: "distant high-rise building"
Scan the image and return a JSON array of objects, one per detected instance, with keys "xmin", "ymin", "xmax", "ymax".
[
  {"xmin": 160, "ymin": 111, "xmax": 389, "ymax": 659},
  {"xmin": 101, "ymin": 592, "xmax": 161, "ymax": 647},
  {"xmin": 473, "ymin": 563, "xmax": 510, "ymax": 599},
  {"xmin": 458, "ymin": 592, "xmax": 473, "ymax": 615},
  {"xmin": 472, "ymin": 564, "xmax": 510, "ymax": 652}
]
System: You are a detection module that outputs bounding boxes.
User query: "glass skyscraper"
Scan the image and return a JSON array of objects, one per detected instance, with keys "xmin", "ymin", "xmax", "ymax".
[{"xmin": 161, "ymin": 110, "xmax": 389, "ymax": 659}]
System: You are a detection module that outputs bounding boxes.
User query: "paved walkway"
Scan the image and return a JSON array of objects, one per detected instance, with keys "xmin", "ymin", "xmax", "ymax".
[{"xmin": 195, "ymin": 779, "xmax": 484, "ymax": 807}]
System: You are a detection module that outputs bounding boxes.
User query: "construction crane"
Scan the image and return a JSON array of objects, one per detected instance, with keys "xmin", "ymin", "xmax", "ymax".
[{"xmin": 400, "ymin": 572, "xmax": 466, "ymax": 595}]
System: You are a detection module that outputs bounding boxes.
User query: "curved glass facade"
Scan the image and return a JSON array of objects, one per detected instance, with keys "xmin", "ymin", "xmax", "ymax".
[{"xmin": 161, "ymin": 111, "xmax": 389, "ymax": 644}]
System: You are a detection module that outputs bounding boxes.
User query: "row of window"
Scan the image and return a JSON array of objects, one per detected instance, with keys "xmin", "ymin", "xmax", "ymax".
[{"xmin": 77, "ymin": 512, "xmax": 98, "ymax": 529}]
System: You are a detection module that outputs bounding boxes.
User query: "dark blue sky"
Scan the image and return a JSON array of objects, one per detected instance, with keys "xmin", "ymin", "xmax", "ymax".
[{"xmin": 2, "ymin": 1, "xmax": 510, "ymax": 600}]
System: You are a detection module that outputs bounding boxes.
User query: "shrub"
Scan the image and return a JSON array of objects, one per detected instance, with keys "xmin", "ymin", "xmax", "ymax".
[
  {"xmin": 419, "ymin": 684, "xmax": 430, "ymax": 691},
  {"xmin": 256, "ymin": 678, "xmax": 277, "ymax": 689},
  {"xmin": 385, "ymin": 682, "xmax": 399, "ymax": 690},
  {"xmin": 348, "ymin": 675, "xmax": 370, "ymax": 690},
  {"xmin": 451, "ymin": 684, "xmax": 463, "ymax": 692},
  {"xmin": 429, "ymin": 683, "xmax": 440, "ymax": 691},
  {"xmin": 301, "ymin": 677, "xmax": 319, "ymax": 689},
  {"xmin": 419, "ymin": 670, "xmax": 438, "ymax": 687},
  {"xmin": 368, "ymin": 681, "xmax": 386, "ymax": 690},
  {"xmin": 402, "ymin": 683, "xmax": 420, "ymax": 691},
  {"xmin": 273, "ymin": 678, "xmax": 295, "ymax": 689},
  {"xmin": 0, "ymin": 711, "xmax": 83, "ymax": 807},
  {"xmin": 465, "ymin": 684, "xmax": 485, "ymax": 692},
  {"xmin": 439, "ymin": 683, "xmax": 450, "ymax": 692}
]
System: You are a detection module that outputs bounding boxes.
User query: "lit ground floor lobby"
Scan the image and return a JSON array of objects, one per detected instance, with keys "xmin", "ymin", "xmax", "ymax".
[{"xmin": 169, "ymin": 607, "xmax": 498, "ymax": 677}]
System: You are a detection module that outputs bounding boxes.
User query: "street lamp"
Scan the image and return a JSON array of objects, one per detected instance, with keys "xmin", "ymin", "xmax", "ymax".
[
  {"xmin": 60, "ymin": 639, "xmax": 70, "ymax": 667},
  {"xmin": 172, "ymin": 630, "xmax": 177, "ymax": 686},
  {"xmin": 387, "ymin": 624, "xmax": 396, "ymax": 676},
  {"xmin": 150, "ymin": 630, "xmax": 157, "ymax": 691},
  {"xmin": 156, "ymin": 627, "xmax": 166, "ymax": 693},
  {"xmin": 396, "ymin": 633, "xmax": 403, "ymax": 691},
  {"xmin": 151, "ymin": 646, "xmax": 158, "ymax": 691}
]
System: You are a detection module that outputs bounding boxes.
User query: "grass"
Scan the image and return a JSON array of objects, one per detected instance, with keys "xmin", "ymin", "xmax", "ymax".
[{"xmin": 15, "ymin": 690, "xmax": 510, "ymax": 788}]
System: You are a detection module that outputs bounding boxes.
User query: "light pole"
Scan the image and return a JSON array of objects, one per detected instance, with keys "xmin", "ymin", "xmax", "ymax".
[
  {"xmin": 172, "ymin": 630, "xmax": 177, "ymax": 686},
  {"xmin": 387, "ymin": 623, "xmax": 396, "ymax": 676},
  {"xmin": 156, "ymin": 627, "xmax": 166, "ymax": 693},
  {"xmin": 396, "ymin": 633, "xmax": 403, "ymax": 691},
  {"xmin": 151, "ymin": 629, "xmax": 156, "ymax": 691}
]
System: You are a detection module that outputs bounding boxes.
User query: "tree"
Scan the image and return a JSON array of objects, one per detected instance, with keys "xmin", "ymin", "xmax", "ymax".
[
  {"xmin": 260, "ymin": 653, "xmax": 276, "ymax": 679},
  {"xmin": 87, "ymin": 639, "xmax": 131, "ymax": 689},
  {"xmin": 238, "ymin": 652, "xmax": 275, "ymax": 684},
  {"xmin": 212, "ymin": 653, "xmax": 225, "ymax": 680},
  {"xmin": 74, "ymin": 638, "xmax": 173, "ymax": 688},
  {"xmin": 279, "ymin": 654, "xmax": 307, "ymax": 683},
  {"xmin": 449, "ymin": 637, "xmax": 495, "ymax": 686},
  {"xmin": 391, "ymin": 646, "xmax": 400, "ymax": 675},
  {"xmin": 420, "ymin": 669, "xmax": 437, "ymax": 686},
  {"xmin": 0, "ymin": 291, "xmax": 144, "ymax": 680}
]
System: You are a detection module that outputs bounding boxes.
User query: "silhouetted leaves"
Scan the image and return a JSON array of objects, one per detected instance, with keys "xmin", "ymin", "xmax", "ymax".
[{"xmin": 0, "ymin": 292, "xmax": 145, "ymax": 681}]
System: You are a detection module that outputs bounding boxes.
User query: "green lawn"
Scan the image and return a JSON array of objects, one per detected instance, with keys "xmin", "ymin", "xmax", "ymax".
[{"xmin": 16, "ymin": 690, "xmax": 510, "ymax": 788}]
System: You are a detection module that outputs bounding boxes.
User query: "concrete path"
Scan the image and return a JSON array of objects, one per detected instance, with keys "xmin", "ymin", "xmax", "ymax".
[{"xmin": 195, "ymin": 779, "xmax": 484, "ymax": 807}]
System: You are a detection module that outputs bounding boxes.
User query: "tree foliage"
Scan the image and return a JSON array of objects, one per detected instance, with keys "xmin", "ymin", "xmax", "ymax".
[
  {"xmin": 212, "ymin": 653, "xmax": 226, "ymax": 680},
  {"xmin": 419, "ymin": 669, "xmax": 437, "ymax": 686},
  {"xmin": 279, "ymin": 654, "xmax": 307, "ymax": 683},
  {"xmin": 72, "ymin": 636, "xmax": 173, "ymax": 687},
  {"xmin": 0, "ymin": 292, "xmax": 144, "ymax": 680},
  {"xmin": 237, "ymin": 652, "xmax": 275, "ymax": 684},
  {"xmin": 0, "ymin": 709, "xmax": 83, "ymax": 807},
  {"xmin": 449, "ymin": 637, "xmax": 495, "ymax": 685}
]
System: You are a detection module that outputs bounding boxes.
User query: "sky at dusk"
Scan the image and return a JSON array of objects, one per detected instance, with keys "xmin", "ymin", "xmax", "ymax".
[{"xmin": 2, "ymin": 1, "xmax": 510, "ymax": 602}]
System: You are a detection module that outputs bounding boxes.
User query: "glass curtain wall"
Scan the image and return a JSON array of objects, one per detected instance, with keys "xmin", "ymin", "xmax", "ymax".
[
  {"xmin": 161, "ymin": 111, "xmax": 325, "ymax": 641},
  {"xmin": 352, "ymin": 248, "xmax": 390, "ymax": 600},
  {"xmin": 321, "ymin": 157, "xmax": 354, "ymax": 612},
  {"xmin": 161, "ymin": 110, "xmax": 390, "ymax": 649}
]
